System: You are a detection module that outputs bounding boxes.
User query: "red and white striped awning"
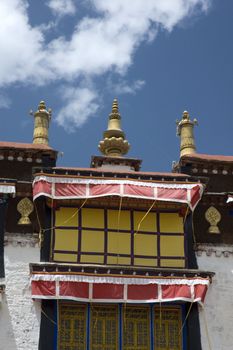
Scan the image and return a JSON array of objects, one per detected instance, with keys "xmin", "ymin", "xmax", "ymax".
[
  {"xmin": 33, "ymin": 175, "xmax": 204, "ymax": 210},
  {"xmin": 31, "ymin": 273, "xmax": 209, "ymax": 305}
]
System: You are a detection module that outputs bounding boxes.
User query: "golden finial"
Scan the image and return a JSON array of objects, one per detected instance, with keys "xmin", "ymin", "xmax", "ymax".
[
  {"xmin": 32, "ymin": 100, "xmax": 52, "ymax": 145},
  {"xmin": 38, "ymin": 101, "xmax": 46, "ymax": 110},
  {"xmin": 176, "ymin": 110, "xmax": 198, "ymax": 157},
  {"xmin": 111, "ymin": 98, "xmax": 119, "ymax": 114},
  {"xmin": 98, "ymin": 98, "xmax": 130, "ymax": 157}
]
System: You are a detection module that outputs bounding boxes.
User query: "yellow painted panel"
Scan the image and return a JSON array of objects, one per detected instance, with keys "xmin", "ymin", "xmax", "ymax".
[
  {"xmin": 160, "ymin": 213, "xmax": 183, "ymax": 233},
  {"xmin": 55, "ymin": 207, "xmax": 78, "ymax": 227},
  {"xmin": 53, "ymin": 253, "xmax": 77, "ymax": 262},
  {"xmin": 81, "ymin": 230, "xmax": 104, "ymax": 252},
  {"xmin": 80, "ymin": 255, "xmax": 104, "ymax": 264},
  {"xmin": 160, "ymin": 236, "xmax": 184, "ymax": 256},
  {"xmin": 108, "ymin": 231, "xmax": 131, "ymax": 254},
  {"xmin": 54, "ymin": 229, "xmax": 78, "ymax": 251},
  {"xmin": 160, "ymin": 259, "xmax": 185, "ymax": 268},
  {"xmin": 107, "ymin": 256, "xmax": 131, "ymax": 265},
  {"xmin": 134, "ymin": 234, "xmax": 157, "ymax": 256},
  {"xmin": 134, "ymin": 258, "xmax": 157, "ymax": 267},
  {"xmin": 134, "ymin": 211, "xmax": 157, "ymax": 232},
  {"xmin": 108, "ymin": 210, "xmax": 131, "ymax": 230},
  {"xmin": 82, "ymin": 208, "xmax": 104, "ymax": 228}
]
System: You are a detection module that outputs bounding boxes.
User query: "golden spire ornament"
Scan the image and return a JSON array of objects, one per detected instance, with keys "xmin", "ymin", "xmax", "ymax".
[
  {"xmin": 32, "ymin": 101, "xmax": 52, "ymax": 145},
  {"xmin": 176, "ymin": 110, "xmax": 198, "ymax": 157},
  {"xmin": 98, "ymin": 98, "xmax": 130, "ymax": 157}
]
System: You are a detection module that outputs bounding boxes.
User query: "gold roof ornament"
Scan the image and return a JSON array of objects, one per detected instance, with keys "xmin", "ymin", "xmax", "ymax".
[
  {"xmin": 98, "ymin": 98, "xmax": 130, "ymax": 157},
  {"xmin": 32, "ymin": 101, "xmax": 52, "ymax": 145},
  {"xmin": 176, "ymin": 111, "xmax": 198, "ymax": 157}
]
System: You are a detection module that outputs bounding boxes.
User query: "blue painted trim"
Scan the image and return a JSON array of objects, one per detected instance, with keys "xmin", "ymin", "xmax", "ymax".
[
  {"xmin": 150, "ymin": 304, "xmax": 154, "ymax": 350},
  {"xmin": 54, "ymin": 301, "xmax": 58, "ymax": 350},
  {"xmin": 119, "ymin": 304, "xmax": 122, "ymax": 350},
  {"xmin": 182, "ymin": 304, "xmax": 187, "ymax": 350},
  {"xmin": 87, "ymin": 303, "xmax": 90, "ymax": 350}
]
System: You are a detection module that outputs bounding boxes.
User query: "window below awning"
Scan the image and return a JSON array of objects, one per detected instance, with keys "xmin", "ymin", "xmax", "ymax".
[
  {"xmin": 58, "ymin": 303, "xmax": 184, "ymax": 350},
  {"xmin": 33, "ymin": 175, "xmax": 204, "ymax": 211}
]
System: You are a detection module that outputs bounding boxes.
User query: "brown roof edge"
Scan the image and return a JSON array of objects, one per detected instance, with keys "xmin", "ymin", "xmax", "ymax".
[
  {"xmin": 29, "ymin": 262, "xmax": 215, "ymax": 279},
  {"xmin": 180, "ymin": 153, "xmax": 233, "ymax": 163},
  {"xmin": 53, "ymin": 166, "xmax": 190, "ymax": 178},
  {"xmin": 0, "ymin": 141, "xmax": 58, "ymax": 153}
]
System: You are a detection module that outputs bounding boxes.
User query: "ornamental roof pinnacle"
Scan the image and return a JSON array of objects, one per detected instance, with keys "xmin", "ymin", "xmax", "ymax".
[
  {"xmin": 98, "ymin": 98, "xmax": 130, "ymax": 157},
  {"xmin": 32, "ymin": 100, "xmax": 52, "ymax": 145},
  {"xmin": 176, "ymin": 110, "xmax": 198, "ymax": 157}
]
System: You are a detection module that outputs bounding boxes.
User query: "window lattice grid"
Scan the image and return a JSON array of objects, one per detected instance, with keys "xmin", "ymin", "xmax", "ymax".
[
  {"xmin": 123, "ymin": 306, "xmax": 150, "ymax": 350},
  {"xmin": 154, "ymin": 307, "xmax": 182, "ymax": 350},
  {"xmin": 58, "ymin": 303, "xmax": 183, "ymax": 350},
  {"xmin": 90, "ymin": 305, "xmax": 118, "ymax": 350},
  {"xmin": 53, "ymin": 207, "xmax": 185, "ymax": 268},
  {"xmin": 58, "ymin": 303, "xmax": 87, "ymax": 350}
]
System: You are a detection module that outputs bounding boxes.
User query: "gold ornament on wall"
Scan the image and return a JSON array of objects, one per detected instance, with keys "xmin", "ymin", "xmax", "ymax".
[
  {"xmin": 17, "ymin": 198, "xmax": 34, "ymax": 225},
  {"xmin": 205, "ymin": 206, "xmax": 221, "ymax": 234}
]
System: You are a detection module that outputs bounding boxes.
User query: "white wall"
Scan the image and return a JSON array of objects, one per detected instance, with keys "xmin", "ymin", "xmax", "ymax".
[
  {"xmin": 196, "ymin": 244, "xmax": 233, "ymax": 350},
  {"xmin": 1, "ymin": 237, "xmax": 232, "ymax": 350},
  {"xmin": 0, "ymin": 234, "xmax": 41, "ymax": 350}
]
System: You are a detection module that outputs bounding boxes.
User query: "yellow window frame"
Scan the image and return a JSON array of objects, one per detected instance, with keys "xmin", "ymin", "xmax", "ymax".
[
  {"xmin": 154, "ymin": 306, "xmax": 182, "ymax": 350},
  {"xmin": 58, "ymin": 303, "xmax": 87, "ymax": 350},
  {"xmin": 58, "ymin": 303, "xmax": 183, "ymax": 350},
  {"xmin": 123, "ymin": 305, "xmax": 151, "ymax": 350},
  {"xmin": 90, "ymin": 304, "xmax": 119, "ymax": 350}
]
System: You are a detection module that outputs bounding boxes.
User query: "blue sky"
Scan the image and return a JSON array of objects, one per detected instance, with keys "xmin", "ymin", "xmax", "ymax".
[{"xmin": 0, "ymin": 0, "xmax": 232, "ymax": 171}]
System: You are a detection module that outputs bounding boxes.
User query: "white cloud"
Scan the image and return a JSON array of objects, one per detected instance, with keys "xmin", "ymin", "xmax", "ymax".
[
  {"xmin": 0, "ymin": 0, "xmax": 211, "ymax": 129},
  {"xmin": 112, "ymin": 80, "xmax": 146, "ymax": 95},
  {"xmin": 0, "ymin": 94, "xmax": 11, "ymax": 109},
  {"xmin": 56, "ymin": 86, "xmax": 99, "ymax": 131},
  {"xmin": 47, "ymin": 0, "xmax": 76, "ymax": 17},
  {"xmin": 0, "ymin": 0, "xmax": 47, "ymax": 85}
]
